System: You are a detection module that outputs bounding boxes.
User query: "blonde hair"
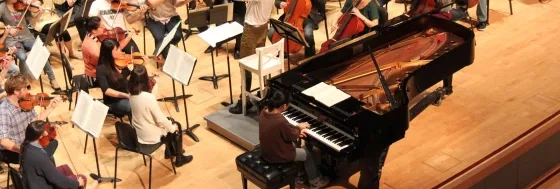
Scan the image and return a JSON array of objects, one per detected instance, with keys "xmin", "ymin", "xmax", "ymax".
[{"xmin": 4, "ymin": 73, "xmax": 29, "ymax": 95}]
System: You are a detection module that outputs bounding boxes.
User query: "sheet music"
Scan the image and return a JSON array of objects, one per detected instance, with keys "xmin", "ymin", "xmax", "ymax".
[
  {"xmin": 26, "ymin": 37, "xmax": 51, "ymax": 80},
  {"xmin": 154, "ymin": 22, "xmax": 181, "ymax": 56},
  {"xmin": 302, "ymin": 82, "xmax": 350, "ymax": 107},
  {"xmin": 72, "ymin": 90, "xmax": 93, "ymax": 128},
  {"xmin": 163, "ymin": 45, "xmax": 197, "ymax": 86},
  {"xmin": 87, "ymin": 101, "xmax": 109, "ymax": 138},
  {"xmin": 198, "ymin": 22, "xmax": 244, "ymax": 47}
]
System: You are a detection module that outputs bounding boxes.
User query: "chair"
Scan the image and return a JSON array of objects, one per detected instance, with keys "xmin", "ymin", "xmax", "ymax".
[
  {"xmin": 113, "ymin": 122, "xmax": 176, "ymax": 189},
  {"xmin": 7, "ymin": 166, "xmax": 24, "ymax": 189},
  {"xmin": 238, "ymin": 38, "xmax": 285, "ymax": 115},
  {"xmin": 236, "ymin": 147, "xmax": 298, "ymax": 189}
]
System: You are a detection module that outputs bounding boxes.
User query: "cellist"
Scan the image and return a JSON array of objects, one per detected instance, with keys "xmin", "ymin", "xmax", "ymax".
[{"xmin": 330, "ymin": 0, "xmax": 379, "ymax": 36}]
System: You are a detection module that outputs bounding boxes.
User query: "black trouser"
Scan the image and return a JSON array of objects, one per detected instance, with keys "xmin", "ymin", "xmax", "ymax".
[
  {"xmin": 137, "ymin": 119, "xmax": 184, "ymax": 157},
  {"xmin": 146, "ymin": 15, "xmax": 183, "ymax": 58},
  {"xmin": 0, "ymin": 139, "xmax": 59, "ymax": 164},
  {"xmin": 121, "ymin": 40, "xmax": 140, "ymax": 53},
  {"xmin": 268, "ymin": 15, "xmax": 316, "ymax": 58},
  {"xmin": 358, "ymin": 143, "xmax": 390, "ymax": 189},
  {"xmin": 54, "ymin": 2, "xmax": 88, "ymax": 41},
  {"xmin": 41, "ymin": 23, "xmax": 71, "ymax": 42}
]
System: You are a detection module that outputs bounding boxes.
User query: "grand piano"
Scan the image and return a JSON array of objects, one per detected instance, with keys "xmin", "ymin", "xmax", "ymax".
[{"xmin": 266, "ymin": 13, "xmax": 475, "ymax": 175}]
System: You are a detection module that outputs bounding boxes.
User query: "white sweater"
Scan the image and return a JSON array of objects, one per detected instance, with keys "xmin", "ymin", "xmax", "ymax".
[{"xmin": 129, "ymin": 91, "xmax": 176, "ymax": 144}]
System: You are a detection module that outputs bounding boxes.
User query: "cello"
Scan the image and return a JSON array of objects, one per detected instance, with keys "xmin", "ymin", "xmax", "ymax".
[
  {"xmin": 319, "ymin": 0, "xmax": 365, "ymax": 53},
  {"xmin": 270, "ymin": 0, "xmax": 312, "ymax": 54}
]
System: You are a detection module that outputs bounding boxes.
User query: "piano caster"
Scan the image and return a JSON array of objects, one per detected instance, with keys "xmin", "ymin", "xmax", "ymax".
[{"xmin": 432, "ymin": 96, "xmax": 444, "ymax": 107}]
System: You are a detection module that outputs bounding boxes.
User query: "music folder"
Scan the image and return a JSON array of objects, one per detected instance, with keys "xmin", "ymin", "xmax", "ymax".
[
  {"xmin": 71, "ymin": 90, "xmax": 109, "ymax": 139},
  {"xmin": 154, "ymin": 22, "xmax": 182, "ymax": 56}
]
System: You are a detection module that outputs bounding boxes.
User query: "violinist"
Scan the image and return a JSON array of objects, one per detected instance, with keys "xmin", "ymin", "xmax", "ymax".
[
  {"xmin": 82, "ymin": 16, "xmax": 104, "ymax": 87},
  {"xmin": 331, "ymin": 0, "xmax": 379, "ymax": 35},
  {"xmin": 0, "ymin": 27, "xmax": 20, "ymax": 80},
  {"xmin": 229, "ymin": 0, "xmax": 275, "ymax": 114},
  {"xmin": 145, "ymin": 0, "xmax": 183, "ymax": 62},
  {"xmin": 30, "ymin": 0, "xmax": 82, "ymax": 59},
  {"xmin": 0, "ymin": 73, "xmax": 63, "ymax": 166},
  {"xmin": 88, "ymin": 0, "xmax": 148, "ymax": 53},
  {"xmin": 128, "ymin": 65, "xmax": 193, "ymax": 167},
  {"xmin": 267, "ymin": 0, "xmax": 320, "ymax": 58},
  {"xmin": 95, "ymin": 38, "xmax": 132, "ymax": 116},
  {"xmin": 0, "ymin": 0, "xmax": 63, "ymax": 93},
  {"xmin": 19, "ymin": 120, "xmax": 97, "ymax": 189}
]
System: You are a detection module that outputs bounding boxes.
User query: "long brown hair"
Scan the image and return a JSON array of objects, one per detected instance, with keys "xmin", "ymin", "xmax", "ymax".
[{"xmin": 128, "ymin": 65, "xmax": 151, "ymax": 95}]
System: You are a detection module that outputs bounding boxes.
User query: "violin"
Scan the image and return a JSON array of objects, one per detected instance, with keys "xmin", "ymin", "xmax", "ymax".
[
  {"xmin": 270, "ymin": 0, "xmax": 312, "ymax": 54},
  {"xmin": 114, "ymin": 52, "xmax": 163, "ymax": 69},
  {"xmin": 98, "ymin": 27, "xmax": 140, "ymax": 42},
  {"xmin": 110, "ymin": 0, "xmax": 143, "ymax": 12},
  {"xmin": 319, "ymin": 0, "xmax": 365, "ymax": 53},
  {"xmin": 13, "ymin": 0, "xmax": 57, "ymax": 14},
  {"xmin": 18, "ymin": 93, "xmax": 69, "ymax": 112},
  {"xmin": 39, "ymin": 121, "xmax": 68, "ymax": 148}
]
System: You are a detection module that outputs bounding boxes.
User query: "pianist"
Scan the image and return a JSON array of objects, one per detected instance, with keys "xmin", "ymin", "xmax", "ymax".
[{"xmin": 259, "ymin": 90, "xmax": 330, "ymax": 188}]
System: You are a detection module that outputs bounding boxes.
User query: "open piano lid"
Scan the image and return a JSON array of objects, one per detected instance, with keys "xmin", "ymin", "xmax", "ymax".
[{"xmin": 268, "ymin": 14, "xmax": 475, "ymax": 122}]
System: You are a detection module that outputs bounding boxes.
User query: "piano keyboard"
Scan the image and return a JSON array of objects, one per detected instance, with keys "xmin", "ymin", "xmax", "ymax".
[{"xmin": 281, "ymin": 105, "xmax": 355, "ymax": 152}]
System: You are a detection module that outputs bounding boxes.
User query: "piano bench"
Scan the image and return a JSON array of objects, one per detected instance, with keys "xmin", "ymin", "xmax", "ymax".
[{"xmin": 236, "ymin": 147, "xmax": 298, "ymax": 189}]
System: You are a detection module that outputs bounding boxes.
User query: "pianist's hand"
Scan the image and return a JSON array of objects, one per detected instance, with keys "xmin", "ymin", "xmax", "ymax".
[
  {"xmin": 297, "ymin": 122, "xmax": 310, "ymax": 130},
  {"xmin": 299, "ymin": 129, "xmax": 308, "ymax": 138}
]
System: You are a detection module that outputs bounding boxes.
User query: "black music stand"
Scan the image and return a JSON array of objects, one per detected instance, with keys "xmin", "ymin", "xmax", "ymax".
[
  {"xmin": 162, "ymin": 45, "xmax": 200, "ymax": 142},
  {"xmin": 197, "ymin": 4, "xmax": 231, "ymax": 89},
  {"xmin": 45, "ymin": 10, "xmax": 73, "ymax": 99},
  {"xmin": 269, "ymin": 19, "xmax": 309, "ymax": 70},
  {"xmin": 182, "ymin": 0, "xmax": 215, "ymax": 39},
  {"xmin": 153, "ymin": 22, "xmax": 192, "ymax": 112},
  {"xmin": 89, "ymin": 133, "xmax": 122, "ymax": 183}
]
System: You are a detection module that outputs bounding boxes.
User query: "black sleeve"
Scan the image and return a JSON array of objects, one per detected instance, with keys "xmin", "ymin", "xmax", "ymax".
[{"xmin": 96, "ymin": 65, "xmax": 110, "ymax": 93}]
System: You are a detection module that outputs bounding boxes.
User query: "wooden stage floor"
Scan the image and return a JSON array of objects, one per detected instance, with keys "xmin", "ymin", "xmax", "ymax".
[{"xmin": 1, "ymin": 0, "xmax": 560, "ymax": 188}]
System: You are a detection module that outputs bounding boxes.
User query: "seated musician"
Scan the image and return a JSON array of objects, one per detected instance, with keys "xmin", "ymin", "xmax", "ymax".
[
  {"xmin": 259, "ymin": 90, "xmax": 330, "ymax": 188},
  {"xmin": 0, "ymin": 0, "xmax": 63, "ymax": 93},
  {"xmin": 19, "ymin": 120, "xmax": 96, "ymax": 189},
  {"xmin": 229, "ymin": 0, "xmax": 275, "ymax": 114},
  {"xmin": 331, "ymin": 0, "xmax": 379, "ymax": 36},
  {"xmin": 0, "ymin": 27, "xmax": 19, "ymax": 79},
  {"xmin": 145, "ymin": 0, "xmax": 184, "ymax": 63},
  {"xmin": 96, "ymin": 38, "xmax": 133, "ymax": 116},
  {"xmin": 88, "ymin": 0, "xmax": 148, "ymax": 53},
  {"xmin": 267, "ymin": 0, "xmax": 318, "ymax": 58},
  {"xmin": 128, "ymin": 65, "xmax": 193, "ymax": 167},
  {"xmin": 82, "ymin": 16, "xmax": 105, "ymax": 87},
  {"xmin": 29, "ymin": 0, "xmax": 82, "ymax": 60},
  {"xmin": 408, "ymin": 0, "xmax": 488, "ymax": 30},
  {"xmin": 0, "ymin": 73, "xmax": 63, "ymax": 165}
]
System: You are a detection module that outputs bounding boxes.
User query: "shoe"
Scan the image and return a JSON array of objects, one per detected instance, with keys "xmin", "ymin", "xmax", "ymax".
[
  {"xmin": 234, "ymin": 50, "xmax": 240, "ymax": 59},
  {"xmin": 204, "ymin": 46, "xmax": 214, "ymax": 53},
  {"xmin": 165, "ymin": 149, "xmax": 186, "ymax": 159},
  {"xmin": 476, "ymin": 22, "xmax": 487, "ymax": 31},
  {"xmin": 229, "ymin": 100, "xmax": 253, "ymax": 114},
  {"xmin": 310, "ymin": 176, "xmax": 330, "ymax": 189},
  {"xmin": 174, "ymin": 155, "xmax": 193, "ymax": 167},
  {"xmin": 50, "ymin": 80, "xmax": 63, "ymax": 94}
]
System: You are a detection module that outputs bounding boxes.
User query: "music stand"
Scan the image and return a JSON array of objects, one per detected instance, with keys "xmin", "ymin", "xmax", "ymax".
[
  {"xmin": 45, "ymin": 9, "xmax": 74, "ymax": 99},
  {"xmin": 197, "ymin": 4, "xmax": 231, "ymax": 89},
  {"xmin": 153, "ymin": 22, "xmax": 193, "ymax": 112},
  {"xmin": 269, "ymin": 19, "xmax": 309, "ymax": 70},
  {"xmin": 162, "ymin": 45, "xmax": 200, "ymax": 142},
  {"xmin": 26, "ymin": 37, "xmax": 50, "ymax": 94},
  {"xmin": 182, "ymin": 0, "xmax": 210, "ymax": 40}
]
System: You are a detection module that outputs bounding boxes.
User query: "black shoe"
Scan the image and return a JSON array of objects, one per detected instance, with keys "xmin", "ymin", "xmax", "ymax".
[
  {"xmin": 51, "ymin": 88, "xmax": 63, "ymax": 95},
  {"xmin": 313, "ymin": 24, "xmax": 319, "ymax": 30},
  {"xmin": 204, "ymin": 46, "xmax": 214, "ymax": 53},
  {"xmin": 476, "ymin": 22, "xmax": 487, "ymax": 31},
  {"xmin": 174, "ymin": 155, "xmax": 193, "ymax": 167},
  {"xmin": 229, "ymin": 100, "xmax": 253, "ymax": 114},
  {"xmin": 165, "ymin": 149, "xmax": 186, "ymax": 159},
  {"xmin": 234, "ymin": 50, "xmax": 240, "ymax": 59}
]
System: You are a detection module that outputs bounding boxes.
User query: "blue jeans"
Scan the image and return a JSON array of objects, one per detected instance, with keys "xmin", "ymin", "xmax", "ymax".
[
  {"xmin": 14, "ymin": 39, "xmax": 56, "ymax": 81},
  {"xmin": 108, "ymin": 98, "xmax": 131, "ymax": 117},
  {"xmin": 5, "ymin": 62, "xmax": 19, "ymax": 77},
  {"xmin": 146, "ymin": 15, "xmax": 183, "ymax": 58}
]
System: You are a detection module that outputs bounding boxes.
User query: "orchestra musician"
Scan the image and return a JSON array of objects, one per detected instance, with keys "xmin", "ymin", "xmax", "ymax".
[
  {"xmin": 30, "ymin": 0, "xmax": 83, "ymax": 60},
  {"xmin": 88, "ymin": 0, "xmax": 148, "ymax": 53},
  {"xmin": 331, "ymin": 0, "xmax": 380, "ymax": 35},
  {"xmin": 229, "ymin": 0, "xmax": 275, "ymax": 114},
  {"xmin": 95, "ymin": 38, "xmax": 135, "ymax": 116},
  {"xmin": 145, "ymin": 0, "xmax": 183, "ymax": 62},
  {"xmin": 259, "ymin": 90, "xmax": 330, "ymax": 188},
  {"xmin": 0, "ymin": 0, "xmax": 63, "ymax": 93},
  {"xmin": 0, "ymin": 73, "xmax": 63, "ymax": 167},
  {"xmin": 128, "ymin": 65, "xmax": 193, "ymax": 167},
  {"xmin": 19, "ymin": 120, "xmax": 95, "ymax": 189},
  {"xmin": 408, "ymin": 0, "xmax": 488, "ymax": 30},
  {"xmin": 82, "ymin": 16, "xmax": 104, "ymax": 87},
  {"xmin": 267, "ymin": 0, "xmax": 318, "ymax": 58}
]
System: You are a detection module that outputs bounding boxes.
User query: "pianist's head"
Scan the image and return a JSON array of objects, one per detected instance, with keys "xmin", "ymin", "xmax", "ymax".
[{"xmin": 266, "ymin": 90, "xmax": 292, "ymax": 112}]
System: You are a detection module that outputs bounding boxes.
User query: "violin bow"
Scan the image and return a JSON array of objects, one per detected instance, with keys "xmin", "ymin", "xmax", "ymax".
[{"xmin": 109, "ymin": 1, "xmax": 125, "ymax": 39}]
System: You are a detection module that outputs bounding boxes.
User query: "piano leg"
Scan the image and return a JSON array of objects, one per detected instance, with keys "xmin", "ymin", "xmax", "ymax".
[
  {"xmin": 443, "ymin": 75, "xmax": 453, "ymax": 95},
  {"xmin": 357, "ymin": 144, "xmax": 390, "ymax": 189}
]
